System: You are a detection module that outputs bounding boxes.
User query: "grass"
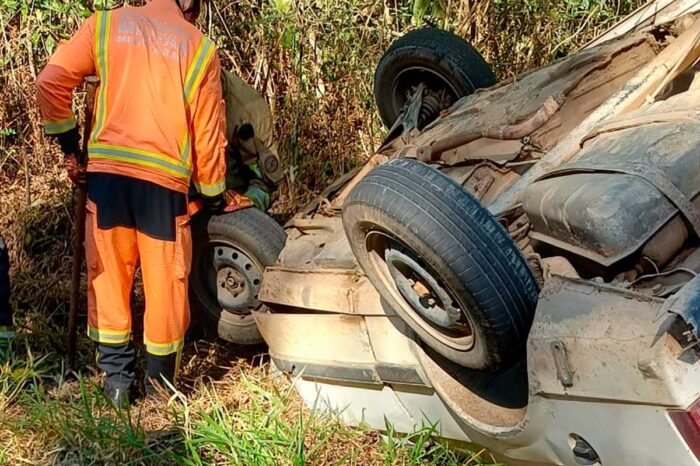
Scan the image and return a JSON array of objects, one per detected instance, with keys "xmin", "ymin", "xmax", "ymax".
[
  {"xmin": 0, "ymin": 316, "xmax": 500, "ymax": 465},
  {"xmin": 0, "ymin": 0, "xmax": 644, "ymax": 464}
]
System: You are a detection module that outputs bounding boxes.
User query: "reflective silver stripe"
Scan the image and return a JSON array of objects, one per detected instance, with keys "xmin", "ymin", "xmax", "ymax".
[
  {"xmin": 193, "ymin": 179, "xmax": 226, "ymax": 197},
  {"xmin": 88, "ymin": 143, "xmax": 191, "ymax": 178},
  {"xmin": 144, "ymin": 338, "xmax": 184, "ymax": 356},
  {"xmin": 183, "ymin": 38, "xmax": 215, "ymax": 104},
  {"xmin": 87, "ymin": 326, "xmax": 130, "ymax": 344},
  {"xmin": 45, "ymin": 116, "xmax": 77, "ymax": 135},
  {"xmin": 91, "ymin": 11, "xmax": 112, "ymax": 143},
  {"xmin": 180, "ymin": 131, "xmax": 191, "ymax": 163}
]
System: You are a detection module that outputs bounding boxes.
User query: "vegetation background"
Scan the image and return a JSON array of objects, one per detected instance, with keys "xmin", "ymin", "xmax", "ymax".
[{"xmin": 0, "ymin": 0, "xmax": 642, "ymax": 464}]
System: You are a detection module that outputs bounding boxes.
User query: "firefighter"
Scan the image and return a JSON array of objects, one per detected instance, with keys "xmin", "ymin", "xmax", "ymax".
[
  {"xmin": 0, "ymin": 235, "xmax": 14, "ymax": 349},
  {"xmin": 220, "ymin": 70, "xmax": 285, "ymax": 211},
  {"xmin": 36, "ymin": 0, "xmax": 227, "ymax": 405}
]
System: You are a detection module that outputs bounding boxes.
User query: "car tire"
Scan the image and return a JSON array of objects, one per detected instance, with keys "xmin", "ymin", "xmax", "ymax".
[
  {"xmin": 343, "ymin": 158, "xmax": 538, "ymax": 370},
  {"xmin": 190, "ymin": 208, "xmax": 286, "ymax": 345},
  {"xmin": 374, "ymin": 27, "xmax": 496, "ymax": 128}
]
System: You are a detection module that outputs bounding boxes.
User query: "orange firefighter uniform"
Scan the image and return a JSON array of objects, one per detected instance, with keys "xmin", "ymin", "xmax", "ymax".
[{"xmin": 36, "ymin": 0, "xmax": 227, "ymax": 395}]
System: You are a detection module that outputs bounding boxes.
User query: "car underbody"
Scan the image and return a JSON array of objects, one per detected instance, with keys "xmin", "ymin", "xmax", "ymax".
[{"xmin": 249, "ymin": 1, "xmax": 700, "ymax": 464}]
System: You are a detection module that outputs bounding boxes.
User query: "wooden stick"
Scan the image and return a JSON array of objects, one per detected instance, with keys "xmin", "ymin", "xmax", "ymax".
[{"xmin": 68, "ymin": 76, "xmax": 99, "ymax": 371}]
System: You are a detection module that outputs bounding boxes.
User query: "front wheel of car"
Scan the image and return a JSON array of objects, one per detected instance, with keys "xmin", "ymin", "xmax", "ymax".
[
  {"xmin": 342, "ymin": 158, "xmax": 538, "ymax": 371},
  {"xmin": 189, "ymin": 208, "xmax": 286, "ymax": 345}
]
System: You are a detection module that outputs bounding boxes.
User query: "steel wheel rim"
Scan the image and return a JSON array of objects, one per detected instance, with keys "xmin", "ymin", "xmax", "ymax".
[
  {"xmin": 192, "ymin": 239, "xmax": 264, "ymax": 316},
  {"xmin": 365, "ymin": 229, "xmax": 475, "ymax": 351}
]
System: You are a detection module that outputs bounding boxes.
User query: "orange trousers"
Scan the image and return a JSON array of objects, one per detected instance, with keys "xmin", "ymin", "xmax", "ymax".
[{"xmin": 85, "ymin": 199, "xmax": 192, "ymax": 357}]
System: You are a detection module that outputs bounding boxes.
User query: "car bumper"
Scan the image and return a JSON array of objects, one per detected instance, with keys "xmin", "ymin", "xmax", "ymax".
[{"xmin": 258, "ymin": 260, "xmax": 700, "ymax": 465}]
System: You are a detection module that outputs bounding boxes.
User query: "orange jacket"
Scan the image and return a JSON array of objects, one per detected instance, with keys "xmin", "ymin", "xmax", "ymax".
[{"xmin": 36, "ymin": 0, "xmax": 227, "ymax": 196}]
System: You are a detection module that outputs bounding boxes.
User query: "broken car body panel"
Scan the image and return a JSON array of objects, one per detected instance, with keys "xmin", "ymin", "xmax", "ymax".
[{"xmin": 259, "ymin": 275, "xmax": 700, "ymax": 465}]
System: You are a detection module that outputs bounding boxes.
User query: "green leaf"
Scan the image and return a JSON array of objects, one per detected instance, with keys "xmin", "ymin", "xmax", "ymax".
[{"xmin": 45, "ymin": 35, "xmax": 56, "ymax": 55}]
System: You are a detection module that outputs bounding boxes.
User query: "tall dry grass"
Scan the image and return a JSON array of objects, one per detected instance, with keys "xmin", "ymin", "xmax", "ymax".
[{"xmin": 0, "ymin": 0, "xmax": 645, "ymax": 348}]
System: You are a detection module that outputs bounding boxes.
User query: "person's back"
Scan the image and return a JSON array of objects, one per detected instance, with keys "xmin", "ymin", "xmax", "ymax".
[
  {"xmin": 36, "ymin": 0, "xmax": 227, "ymax": 405},
  {"xmin": 37, "ymin": 0, "xmax": 226, "ymax": 195}
]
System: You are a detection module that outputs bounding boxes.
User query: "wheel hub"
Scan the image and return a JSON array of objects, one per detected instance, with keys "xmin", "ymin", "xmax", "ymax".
[
  {"xmin": 220, "ymin": 268, "xmax": 246, "ymax": 294},
  {"xmin": 385, "ymin": 248, "xmax": 464, "ymax": 331},
  {"xmin": 216, "ymin": 266, "xmax": 250, "ymax": 308},
  {"xmin": 200, "ymin": 243, "xmax": 264, "ymax": 313},
  {"xmin": 392, "ymin": 67, "xmax": 459, "ymax": 124},
  {"xmin": 364, "ymin": 230, "xmax": 474, "ymax": 351}
]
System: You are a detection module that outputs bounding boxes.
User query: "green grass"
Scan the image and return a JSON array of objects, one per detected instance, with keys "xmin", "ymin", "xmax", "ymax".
[{"xmin": 0, "ymin": 317, "xmax": 498, "ymax": 465}]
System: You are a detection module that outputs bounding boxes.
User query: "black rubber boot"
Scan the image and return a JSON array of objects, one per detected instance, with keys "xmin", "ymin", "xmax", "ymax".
[
  {"xmin": 97, "ymin": 341, "xmax": 136, "ymax": 405},
  {"xmin": 145, "ymin": 352, "xmax": 179, "ymax": 395},
  {"xmin": 103, "ymin": 380, "xmax": 132, "ymax": 408}
]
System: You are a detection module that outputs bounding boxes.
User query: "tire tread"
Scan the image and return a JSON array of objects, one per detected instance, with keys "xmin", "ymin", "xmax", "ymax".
[{"xmin": 343, "ymin": 159, "xmax": 538, "ymax": 370}]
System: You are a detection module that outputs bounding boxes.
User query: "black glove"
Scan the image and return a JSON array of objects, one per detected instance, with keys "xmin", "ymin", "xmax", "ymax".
[
  {"xmin": 56, "ymin": 126, "xmax": 81, "ymax": 156},
  {"xmin": 201, "ymin": 193, "xmax": 226, "ymax": 213}
]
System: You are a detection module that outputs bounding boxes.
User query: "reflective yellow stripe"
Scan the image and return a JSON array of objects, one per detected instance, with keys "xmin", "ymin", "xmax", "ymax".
[
  {"xmin": 144, "ymin": 337, "xmax": 184, "ymax": 356},
  {"xmin": 89, "ymin": 143, "xmax": 192, "ymax": 179},
  {"xmin": 88, "ymin": 326, "xmax": 130, "ymax": 344},
  {"xmin": 178, "ymin": 39, "xmax": 216, "ymax": 172},
  {"xmin": 179, "ymin": 131, "xmax": 191, "ymax": 163},
  {"xmin": 183, "ymin": 38, "xmax": 215, "ymax": 104},
  {"xmin": 44, "ymin": 116, "xmax": 76, "ymax": 135},
  {"xmin": 193, "ymin": 179, "xmax": 226, "ymax": 197},
  {"xmin": 91, "ymin": 11, "xmax": 112, "ymax": 143},
  {"xmin": 90, "ymin": 143, "xmax": 190, "ymax": 173}
]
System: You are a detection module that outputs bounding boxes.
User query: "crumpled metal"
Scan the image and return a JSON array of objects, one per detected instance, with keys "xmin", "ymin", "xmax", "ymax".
[{"xmin": 658, "ymin": 274, "xmax": 700, "ymax": 340}]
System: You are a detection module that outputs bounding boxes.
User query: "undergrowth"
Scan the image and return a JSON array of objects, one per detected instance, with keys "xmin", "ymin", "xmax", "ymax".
[
  {"xmin": 0, "ymin": 326, "xmax": 499, "ymax": 465},
  {"xmin": 0, "ymin": 0, "xmax": 643, "ymax": 464}
]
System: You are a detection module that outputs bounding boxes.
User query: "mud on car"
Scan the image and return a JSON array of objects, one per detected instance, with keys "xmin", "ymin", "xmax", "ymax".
[{"xmin": 204, "ymin": 1, "xmax": 700, "ymax": 465}]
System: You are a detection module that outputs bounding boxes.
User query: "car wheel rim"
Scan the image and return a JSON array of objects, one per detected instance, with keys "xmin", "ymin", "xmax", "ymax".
[
  {"xmin": 192, "ymin": 240, "xmax": 264, "ymax": 316},
  {"xmin": 365, "ymin": 229, "xmax": 475, "ymax": 351}
]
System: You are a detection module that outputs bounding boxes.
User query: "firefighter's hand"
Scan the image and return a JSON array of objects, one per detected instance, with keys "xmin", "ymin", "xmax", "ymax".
[
  {"xmin": 201, "ymin": 190, "xmax": 254, "ymax": 214},
  {"xmin": 56, "ymin": 127, "xmax": 81, "ymax": 156},
  {"xmin": 64, "ymin": 154, "xmax": 87, "ymax": 186}
]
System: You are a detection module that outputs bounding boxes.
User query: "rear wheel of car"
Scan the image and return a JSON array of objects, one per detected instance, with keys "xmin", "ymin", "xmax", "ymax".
[
  {"xmin": 374, "ymin": 27, "xmax": 496, "ymax": 128},
  {"xmin": 343, "ymin": 159, "xmax": 538, "ymax": 371},
  {"xmin": 190, "ymin": 208, "xmax": 286, "ymax": 345}
]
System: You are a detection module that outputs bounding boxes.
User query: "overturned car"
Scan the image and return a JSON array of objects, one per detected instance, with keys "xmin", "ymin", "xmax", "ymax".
[{"xmin": 216, "ymin": 1, "xmax": 700, "ymax": 464}]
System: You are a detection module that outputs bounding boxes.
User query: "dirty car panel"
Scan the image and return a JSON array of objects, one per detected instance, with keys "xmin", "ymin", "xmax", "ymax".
[
  {"xmin": 524, "ymin": 91, "xmax": 700, "ymax": 271},
  {"xmin": 257, "ymin": 4, "xmax": 700, "ymax": 465}
]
